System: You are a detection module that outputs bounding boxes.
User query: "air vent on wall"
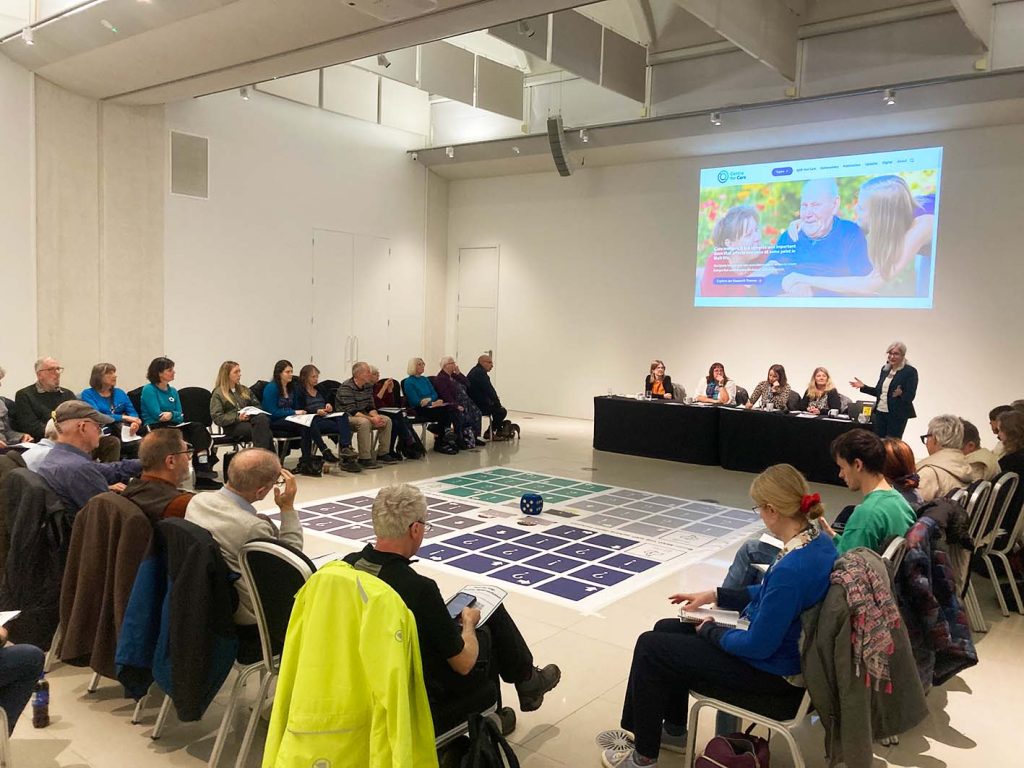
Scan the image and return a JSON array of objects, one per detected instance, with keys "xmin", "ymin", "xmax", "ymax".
[
  {"xmin": 342, "ymin": 0, "xmax": 438, "ymax": 22},
  {"xmin": 170, "ymin": 131, "xmax": 209, "ymax": 199}
]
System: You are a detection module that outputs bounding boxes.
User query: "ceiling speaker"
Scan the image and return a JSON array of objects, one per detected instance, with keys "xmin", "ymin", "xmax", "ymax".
[{"xmin": 547, "ymin": 116, "xmax": 572, "ymax": 177}]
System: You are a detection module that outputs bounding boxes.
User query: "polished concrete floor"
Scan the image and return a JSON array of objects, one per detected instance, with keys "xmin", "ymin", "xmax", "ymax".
[{"xmin": 12, "ymin": 412, "xmax": 1019, "ymax": 767}]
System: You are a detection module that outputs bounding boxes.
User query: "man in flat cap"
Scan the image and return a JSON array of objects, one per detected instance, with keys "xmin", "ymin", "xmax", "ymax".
[{"xmin": 35, "ymin": 400, "xmax": 143, "ymax": 514}]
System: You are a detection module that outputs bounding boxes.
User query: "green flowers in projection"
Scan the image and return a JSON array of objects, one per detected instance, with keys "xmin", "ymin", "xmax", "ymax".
[{"xmin": 696, "ymin": 170, "xmax": 938, "ymax": 267}]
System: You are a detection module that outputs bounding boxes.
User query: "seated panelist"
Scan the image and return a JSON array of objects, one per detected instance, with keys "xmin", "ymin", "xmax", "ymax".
[
  {"xmin": 695, "ymin": 362, "xmax": 736, "ymax": 405},
  {"xmin": 798, "ymin": 366, "xmax": 842, "ymax": 414},
  {"xmin": 746, "ymin": 364, "xmax": 790, "ymax": 410},
  {"xmin": 644, "ymin": 360, "xmax": 674, "ymax": 400}
]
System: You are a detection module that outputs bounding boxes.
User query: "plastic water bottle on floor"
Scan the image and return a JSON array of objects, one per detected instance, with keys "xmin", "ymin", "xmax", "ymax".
[{"xmin": 32, "ymin": 672, "xmax": 50, "ymax": 728}]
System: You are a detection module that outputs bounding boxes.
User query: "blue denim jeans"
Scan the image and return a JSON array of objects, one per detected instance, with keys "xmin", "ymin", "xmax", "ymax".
[
  {"xmin": 0, "ymin": 644, "xmax": 45, "ymax": 733},
  {"xmin": 721, "ymin": 537, "xmax": 781, "ymax": 590}
]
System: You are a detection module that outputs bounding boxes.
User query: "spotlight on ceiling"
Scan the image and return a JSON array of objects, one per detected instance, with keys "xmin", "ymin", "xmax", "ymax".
[
  {"xmin": 445, "ymin": 146, "xmax": 455, "ymax": 159},
  {"xmin": 883, "ymin": 88, "xmax": 896, "ymax": 106},
  {"xmin": 517, "ymin": 20, "xmax": 535, "ymax": 38},
  {"xmin": 377, "ymin": 53, "xmax": 392, "ymax": 69},
  {"xmin": 21, "ymin": 26, "xmax": 33, "ymax": 45},
  {"xmin": 710, "ymin": 111, "xmax": 722, "ymax": 126},
  {"xmin": 512, "ymin": 146, "xmax": 521, "ymax": 155},
  {"xmin": 100, "ymin": 19, "xmax": 118, "ymax": 34},
  {"xmin": 240, "ymin": 86, "xmax": 250, "ymax": 101},
  {"xmin": 579, "ymin": 129, "xmax": 589, "ymax": 144}
]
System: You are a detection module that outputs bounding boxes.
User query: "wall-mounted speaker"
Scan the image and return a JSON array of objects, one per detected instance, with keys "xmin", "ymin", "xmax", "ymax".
[{"xmin": 547, "ymin": 116, "xmax": 572, "ymax": 177}]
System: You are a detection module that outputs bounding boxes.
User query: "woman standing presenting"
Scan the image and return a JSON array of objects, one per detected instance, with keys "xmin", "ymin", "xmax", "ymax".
[{"xmin": 850, "ymin": 341, "xmax": 918, "ymax": 439}]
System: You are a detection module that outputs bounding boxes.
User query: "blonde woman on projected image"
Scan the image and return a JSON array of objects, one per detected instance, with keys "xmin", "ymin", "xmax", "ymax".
[{"xmin": 781, "ymin": 175, "xmax": 935, "ymax": 297}]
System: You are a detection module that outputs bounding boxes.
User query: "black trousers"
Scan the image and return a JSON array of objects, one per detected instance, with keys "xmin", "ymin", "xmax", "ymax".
[
  {"xmin": 380, "ymin": 411, "xmax": 414, "ymax": 452},
  {"xmin": 873, "ymin": 410, "xmax": 909, "ymax": 439},
  {"xmin": 222, "ymin": 415, "xmax": 274, "ymax": 452},
  {"xmin": 621, "ymin": 619, "xmax": 804, "ymax": 760},
  {"xmin": 486, "ymin": 405, "xmax": 508, "ymax": 427},
  {"xmin": 415, "ymin": 406, "xmax": 450, "ymax": 435},
  {"xmin": 150, "ymin": 422, "xmax": 212, "ymax": 453},
  {"xmin": 428, "ymin": 605, "xmax": 533, "ymax": 731}
]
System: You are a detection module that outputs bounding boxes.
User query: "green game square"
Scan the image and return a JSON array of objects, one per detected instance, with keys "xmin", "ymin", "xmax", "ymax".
[
  {"xmin": 440, "ymin": 476, "xmax": 479, "ymax": 486},
  {"xmin": 541, "ymin": 478, "xmax": 578, "ymax": 488},
  {"xmin": 466, "ymin": 482, "xmax": 505, "ymax": 492},
  {"xmin": 558, "ymin": 487, "xmax": 593, "ymax": 498},
  {"xmin": 572, "ymin": 483, "xmax": 612, "ymax": 493},
  {"xmin": 477, "ymin": 492, "xmax": 516, "ymax": 503},
  {"xmin": 532, "ymin": 483, "xmax": 569, "ymax": 492},
  {"xmin": 514, "ymin": 473, "xmax": 549, "ymax": 483},
  {"xmin": 442, "ymin": 487, "xmax": 481, "ymax": 497},
  {"xmin": 488, "ymin": 468, "xmax": 522, "ymax": 477},
  {"xmin": 543, "ymin": 494, "xmax": 571, "ymax": 503},
  {"xmin": 472, "ymin": 473, "xmax": 510, "ymax": 482},
  {"xmin": 463, "ymin": 472, "xmax": 501, "ymax": 482}
]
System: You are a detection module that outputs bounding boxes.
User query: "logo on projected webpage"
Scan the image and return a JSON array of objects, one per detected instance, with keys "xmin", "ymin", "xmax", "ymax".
[{"xmin": 716, "ymin": 169, "xmax": 747, "ymax": 184}]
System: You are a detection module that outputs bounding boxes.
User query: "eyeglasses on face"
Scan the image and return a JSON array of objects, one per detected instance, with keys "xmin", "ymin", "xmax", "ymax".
[
  {"xmin": 409, "ymin": 520, "xmax": 433, "ymax": 532},
  {"xmin": 920, "ymin": 434, "xmax": 932, "ymax": 445},
  {"xmin": 171, "ymin": 448, "xmax": 194, "ymax": 457},
  {"xmin": 40, "ymin": 367, "xmax": 64, "ymax": 373}
]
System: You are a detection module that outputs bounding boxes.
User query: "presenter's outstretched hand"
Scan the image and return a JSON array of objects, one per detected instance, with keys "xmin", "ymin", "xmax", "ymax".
[
  {"xmin": 670, "ymin": 590, "xmax": 716, "ymax": 609},
  {"xmin": 850, "ymin": 377, "xmax": 865, "ymax": 389}
]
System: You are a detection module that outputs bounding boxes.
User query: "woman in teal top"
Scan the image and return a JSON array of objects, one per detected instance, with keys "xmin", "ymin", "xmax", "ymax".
[
  {"xmin": 402, "ymin": 357, "xmax": 451, "ymax": 445},
  {"xmin": 141, "ymin": 356, "xmax": 220, "ymax": 489}
]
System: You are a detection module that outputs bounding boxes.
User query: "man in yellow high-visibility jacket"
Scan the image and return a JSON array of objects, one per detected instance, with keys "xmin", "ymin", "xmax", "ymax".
[{"xmin": 343, "ymin": 484, "xmax": 562, "ymax": 737}]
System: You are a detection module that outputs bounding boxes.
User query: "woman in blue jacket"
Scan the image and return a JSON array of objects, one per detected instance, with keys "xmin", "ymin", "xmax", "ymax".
[
  {"xmin": 262, "ymin": 359, "xmax": 340, "ymax": 475},
  {"xmin": 81, "ymin": 362, "xmax": 144, "ymax": 458},
  {"xmin": 140, "ymin": 356, "xmax": 220, "ymax": 489},
  {"xmin": 602, "ymin": 464, "xmax": 837, "ymax": 768}
]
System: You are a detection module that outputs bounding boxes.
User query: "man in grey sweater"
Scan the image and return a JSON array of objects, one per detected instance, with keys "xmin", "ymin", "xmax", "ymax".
[{"xmin": 185, "ymin": 448, "xmax": 302, "ymax": 662}]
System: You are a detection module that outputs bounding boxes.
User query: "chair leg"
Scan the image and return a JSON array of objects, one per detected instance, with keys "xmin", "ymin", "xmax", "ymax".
[
  {"xmin": 965, "ymin": 584, "xmax": 987, "ymax": 633},
  {"xmin": 234, "ymin": 672, "xmax": 275, "ymax": 768},
  {"xmin": 44, "ymin": 624, "xmax": 64, "ymax": 673},
  {"xmin": 993, "ymin": 552, "xmax": 1024, "ymax": 614},
  {"xmin": 152, "ymin": 693, "xmax": 173, "ymax": 740},
  {"xmin": 87, "ymin": 671, "xmax": 102, "ymax": 693},
  {"xmin": 984, "ymin": 554, "xmax": 1010, "ymax": 617},
  {"xmin": 208, "ymin": 665, "xmax": 262, "ymax": 768}
]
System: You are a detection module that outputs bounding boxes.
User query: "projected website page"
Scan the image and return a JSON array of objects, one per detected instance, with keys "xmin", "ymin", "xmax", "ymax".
[{"xmin": 695, "ymin": 147, "xmax": 942, "ymax": 309}]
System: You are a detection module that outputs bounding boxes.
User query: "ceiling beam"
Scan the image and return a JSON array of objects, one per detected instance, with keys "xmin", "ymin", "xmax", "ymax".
[
  {"xmin": 674, "ymin": 0, "xmax": 798, "ymax": 81},
  {"xmin": 624, "ymin": 0, "xmax": 656, "ymax": 47},
  {"xmin": 949, "ymin": 0, "xmax": 991, "ymax": 48}
]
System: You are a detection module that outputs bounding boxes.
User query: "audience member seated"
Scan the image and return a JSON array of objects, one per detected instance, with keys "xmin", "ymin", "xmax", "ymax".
[
  {"xmin": 13, "ymin": 357, "xmax": 120, "ymax": 463},
  {"xmin": 0, "ymin": 365, "xmax": 33, "ymax": 450},
  {"xmin": 368, "ymin": 366, "xmax": 423, "ymax": 460},
  {"xmin": 343, "ymin": 484, "xmax": 561, "ymax": 736},
  {"xmin": 35, "ymin": 401, "xmax": 142, "ymax": 514},
  {"xmin": 120, "ymin": 429, "xmax": 194, "ymax": 521},
  {"xmin": 335, "ymin": 362, "xmax": 398, "ymax": 469},
  {"xmin": 468, "ymin": 354, "xmax": 511, "ymax": 430},
  {"xmin": 798, "ymin": 366, "xmax": 843, "ymax": 414},
  {"xmin": 961, "ymin": 419, "xmax": 1000, "ymax": 482},
  {"xmin": 210, "ymin": 360, "xmax": 274, "ymax": 452},
  {"xmin": 80, "ymin": 362, "xmax": 144, "ymax": 458},
  {"xmin": 185, "ymin": 448, "xmax": 301, "ymax": 664},
  {"xmin": 643, "ymin": 360, "xmax": 674, "ymax": 401},
  {"xmin": 820, "ymin": 429, "xmax": 916, "ymax": 553},
  {"xmin": 0, "ymin": 627, "xmax": 44, "ymax": 735},
  {"xmin": 20, "ymin": 419, "xmax": 57, "ymax": 471},
  {"xmin": 746, "ymin": 363, "xmax": 791, "ymax": 410},
  {"xmin": 883, "ymin": 437, "xmax": 924, "ymax": 508},
  {"xmin": 850, "ymin": 340, "xmax": 918, "ymax": 439},
  {"xmin": 402, "ymin": 357, "xmax": 452, "ymax": 452},
  {"xmin": 435, "ymin": 356, "xmax": 484, "ymax": 448},
  {"xmin": 989, "ymin": 405, "xmax": 1012, "ymax": 458},
  {"xmin": 261, "ymin": 359, "xmax": 344, "ymax": 476},
  {"xmin": 295, "ymin": 364, "xmax": 361, "ymax": 473},
  {"xmin": 695, "ymin": 362, "xmax": 737, "ymax": 405},
  {"xmin": 601, "ymin": 464, "xmax": 836, "ymax": 768},
  {"xmin": 140, "ymin": 357, "xmax": 220, "ymax": 490},
  {"xmin": 994, "ymin": 410, "xmax": 1024, "ymax": 548},
  {"xmin": 915, "ymin": 414, "xmax": 972, "ymax": 502}
]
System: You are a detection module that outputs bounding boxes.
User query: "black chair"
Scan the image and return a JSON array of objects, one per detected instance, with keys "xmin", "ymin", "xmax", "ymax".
[
  {"xmin": 320, "ymin": 379, "xmax": 342, "ymax": 406},
  {"xmin": 178, "ymin": 386, "xmax": 244, "ymax": 452},
  {"xmin": 786, "ymin": 390, "xmax": 801, "ymax": 411},
  {"xmin": 207, "ymin": 538, "xmax": 317, "ymax": 767},
  {"xmin": 734, "ymin": 386, "xmax": 749, "ymax": 406},
  {"xmin": 250, "ymin": 380, "xmax": 303, "ymax": 461},
  {"xmin": 127, "ymin": 387, "xmax": 144, "ymax": 420}
]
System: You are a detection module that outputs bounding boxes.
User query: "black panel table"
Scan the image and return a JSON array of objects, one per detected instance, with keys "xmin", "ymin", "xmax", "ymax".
[
  {"xmin": 717, "ymin": 407, "xmax": 869, "ymax": 485},
  {"xmin": 593, "ymin": 396, "xmax": 720, "ymax": 465}
]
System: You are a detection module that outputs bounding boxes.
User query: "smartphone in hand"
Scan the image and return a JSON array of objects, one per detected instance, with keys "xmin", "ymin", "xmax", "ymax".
[{"xmin": 447, "ymin": 592, "xmax": 477, "ymax": 620}]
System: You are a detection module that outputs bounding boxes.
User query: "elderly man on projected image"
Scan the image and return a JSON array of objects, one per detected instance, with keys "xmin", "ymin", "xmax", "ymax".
[{"xmin": 761, "ymin": 178, "xmax": 870, "ymax": 298}]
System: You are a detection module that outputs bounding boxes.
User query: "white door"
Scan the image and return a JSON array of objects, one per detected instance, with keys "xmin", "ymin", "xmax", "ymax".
[
  {"xmin": 312, "ymin": 229, "xmax": 355, "ymax": 377},
  {"xmin": 352, "ymin": 234, "xmax": 391, "ymax": 365},
  {"xmin": 456, "ymin": 247, "xmax": 499, "ymax": 376}
]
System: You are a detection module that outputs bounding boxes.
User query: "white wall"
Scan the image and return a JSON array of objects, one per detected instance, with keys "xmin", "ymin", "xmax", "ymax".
[
  {"xmin": 447, "ymin": 123, "xmax": 1024, "ymax": 453},
  {"xmin": 0, "ymin": 54, "xmax": 35, "ymax": 391},
  {"xmin": 164, "ymin": 90, "xmax": 431, "ymax": 389}
]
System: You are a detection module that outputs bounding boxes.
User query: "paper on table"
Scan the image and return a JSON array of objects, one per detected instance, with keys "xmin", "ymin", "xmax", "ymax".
[
  {"xmin": 0, "ymin": 610, "xmax": 20, "ymax": 627},
  {"xmin": 678, "ymin": 606, "xmax": 749, "ymax": 630},
  {"xmin": 239, "ymin": 406, "xmax": 270, "ymax": 416},
  {"xmin": 447, "ymin": 585, "xmax": 507, "ymax": 627},
  {"xmin": 794, "ymin": 412, "xmax": 818, "ymax": 418}
]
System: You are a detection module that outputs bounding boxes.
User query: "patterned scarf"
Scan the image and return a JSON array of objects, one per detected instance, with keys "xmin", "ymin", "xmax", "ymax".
[{"xmin": 830, "ymin": 551, "xmax": 900, "ymax": 693}]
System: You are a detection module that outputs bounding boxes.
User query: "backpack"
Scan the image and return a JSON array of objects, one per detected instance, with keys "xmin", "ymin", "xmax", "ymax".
[
  {"xmin": 490, "ymin": 421, "xmax": 521, "ymax": 442},
  {"xmin": 695, "ymin": 725, "xmax": 770, "ymax": 768},
  {"xmin": 460, "ymin": 713, "xmax": 519, "ymax": 768}
]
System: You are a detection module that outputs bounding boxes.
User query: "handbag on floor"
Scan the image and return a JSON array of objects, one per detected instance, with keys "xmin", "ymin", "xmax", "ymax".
[
  {"xmin": 695, "ymin": 725, "xmax": 770, "ymax": 768},
  {"xmin": 460, "ymin": 713, "xmax": 520, "ymax": 768}
]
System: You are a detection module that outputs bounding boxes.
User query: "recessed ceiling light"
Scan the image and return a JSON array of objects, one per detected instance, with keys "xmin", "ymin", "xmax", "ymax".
[
  {"xmin": 445, "ymin": 146, "xmax": 455, "ymax": 159},
  {"xmin": 883, "ymin": 88, "xmax": 896, "ymax": 106},
  {"xmin": 240, "ymin": 86, "xmax": 250, "ymax": 101},
  {"xmin": 710, "ymin": 111, "xmax": 722, "ymax": 126},
  {"xmin": 21, "ymin": 26, "xmax": 33, "ymax": 45}
]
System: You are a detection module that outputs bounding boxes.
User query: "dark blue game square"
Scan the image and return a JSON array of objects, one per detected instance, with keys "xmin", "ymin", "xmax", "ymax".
[
  {"xmin": 305, "ymin": 517, "xmax": 349, "ymax": 533},
  {"xmin": 516, "ymin": 533, "xmax": 572, "ymax": 550},
  {"xmin": 546, "ymin": 525, "xmax": 599, "ymax": 540},
  {"xmin": 434, "ymin": 502, "xmax": 478, "ymax": 514},
  {"xmin": 444, "ymin": 533, "xmax": 501, "ymax": 550},
  {"xmin": 568, "ymin": 564, "xmax": 633, "ymax": 586},
  {"xmin": 536, "ymin": 578, "xmax": 604, "ymax": 601},
  {"xmin": 327, "ymin": 525, "xmax": 375, "ymax": 540},
  {"xmin": 523, "ymin": 553, "xmax": 586, "ymax": 573},
  {"xmin": 600, "ymin": 553, "xmax": 660, "ymax": 573},
  {"xmin": 475, "ymin": 525, "xmax": 528, "ymax": 541},
  {"xmin": 304, "ymin": 501, "xmax": 354, "ymax": 514},
  {"xmin": 295, "ymin": 509, "xmax": 324, "ymax": 521},
  {"xmin": 343, "ymin": 496, "xmax": 377, "ymax": 507},
  {"xmin": 440, "ymin": 516, "xmax": 479, "ymax": 530},
  {"xmin": 325, "ymin": 509, "xmax": 372, "ymax": 523},
  {"xmin": 482, "ymin": 543, "xmax": 542, "ymax": 561},
  {"xmin": 488, "ymin": 565, "xmax": 555, "ymax": 587},
  {"xmin": 552, "ymin": 543, "xmax": 614, "ymax": 561},
  {"xmin": 582, "ymin": 533, "xmax": 637, "ymax": 551},
  {"xmin": 448, "ymin": 554, "xmax": 510, "ymax": 574},
  {"xmin": 416, "ymin": 544, "xmax": 468, "ymax": 562}
]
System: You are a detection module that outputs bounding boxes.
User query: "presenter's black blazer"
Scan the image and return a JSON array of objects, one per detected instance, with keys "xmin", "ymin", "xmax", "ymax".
[
  {"xmin": 645, "ymin": 375, "xmax": 674, "ymax": 397},
  {"xmin": 861, "ymin": 364, "xmax": 918, "ymax": 421}
]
